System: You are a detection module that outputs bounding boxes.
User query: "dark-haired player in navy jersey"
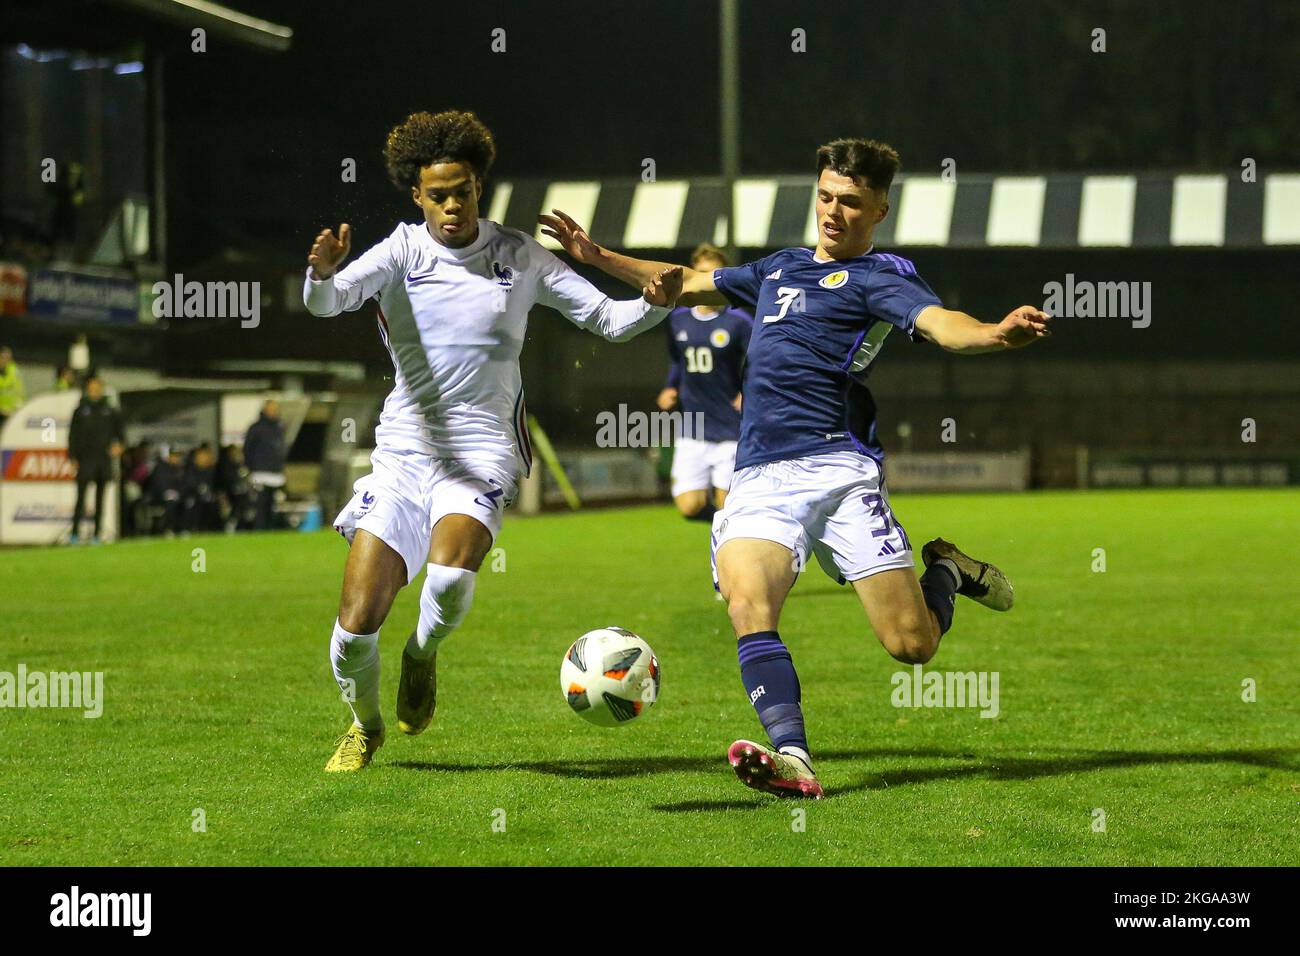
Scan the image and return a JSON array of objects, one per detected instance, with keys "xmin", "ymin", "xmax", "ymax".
[
  {"xmin": 539, "ymin": 137, "xmax": 1050, "ymax": 798},
  {"xmin": 657, "ymin": 243, "xmax": 753, "ymax": 523}
]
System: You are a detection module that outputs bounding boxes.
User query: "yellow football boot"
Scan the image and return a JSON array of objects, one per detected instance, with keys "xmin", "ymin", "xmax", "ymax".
[{"xmin": 324, "ymin": 724, "xmax": 384, "ymax": 772}]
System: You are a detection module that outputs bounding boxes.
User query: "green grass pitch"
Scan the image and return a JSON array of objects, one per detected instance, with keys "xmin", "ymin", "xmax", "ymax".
[{"xmin": 2, "ymin": 488, "xmax": 1297, "ymax": 866}]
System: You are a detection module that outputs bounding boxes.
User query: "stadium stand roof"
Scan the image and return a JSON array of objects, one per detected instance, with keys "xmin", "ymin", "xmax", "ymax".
[
  {"xmin": 1, "ymin": 0, "xmax": 292, "ymax": 53},
  {"xmin": 110, "ymin": 0, "xmax": 292, "ymax": 51},
  {"xmin": 492, "ymin": 173, "xmax": 1300, "ymax": 250}
]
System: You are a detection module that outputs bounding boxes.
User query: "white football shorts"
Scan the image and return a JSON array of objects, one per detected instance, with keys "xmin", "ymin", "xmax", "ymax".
[
  {"xmin": 333, "ymin": 445, "xmax": 516, "ymax": 583},
  {"xmin": 710, "ymin": 450, "xmax": 914, "ymax": 587},
  {"xmin": 671, "ymin": 437, "xmax": 738, "ymax": 497}
]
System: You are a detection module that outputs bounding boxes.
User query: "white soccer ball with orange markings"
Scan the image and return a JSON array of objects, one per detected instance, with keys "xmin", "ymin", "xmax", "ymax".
[{"xmin": 560, "ymin": 627, "xmax": 659, "ymax": 727}]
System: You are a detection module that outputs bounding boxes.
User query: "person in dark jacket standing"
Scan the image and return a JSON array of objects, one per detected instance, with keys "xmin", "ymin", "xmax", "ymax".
[
  {"xmin": 243, "ymin": 399, "xmax": 287, "ymax": 530},
  {"xmin": 67, "ymin": 375, "xmax": 123, "ymax": 544}
]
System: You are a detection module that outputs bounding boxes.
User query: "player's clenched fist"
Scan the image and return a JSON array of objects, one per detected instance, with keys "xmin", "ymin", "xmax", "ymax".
[
  {"xmin": 643, "ymin": 266, "xmax": 683, "ymax": 308},
  {"xmin": 308, "ymin": 223, "xmax": 352, "ymax": 279}
]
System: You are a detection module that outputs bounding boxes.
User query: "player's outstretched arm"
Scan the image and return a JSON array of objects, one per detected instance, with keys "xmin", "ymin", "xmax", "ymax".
[
  {"xmin": 303, "ymin": 223, "xmax": 399, "ymax": 317},
  {"xmin": 538, "ymin": 248, "xmax": 683, "ymax": 342},
  {"xmin": 539, "ymin": 209, "xmax": 727, "ymax": 306},
  {"xmin": 915, "ymin": 305, "xmax": 1052, "ymax": 355}
]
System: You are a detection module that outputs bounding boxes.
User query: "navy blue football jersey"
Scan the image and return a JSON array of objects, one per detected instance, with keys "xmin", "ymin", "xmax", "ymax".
[
  {"xmin": 713, "ymin": 248, "xmax": 941, "ymax": 470},
  {"xmin": 664, "ymin": 305, "xmax": 753, "ymax": 442}
]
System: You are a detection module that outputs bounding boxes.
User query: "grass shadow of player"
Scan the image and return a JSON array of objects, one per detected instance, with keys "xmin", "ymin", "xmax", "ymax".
[
  {"xmin": 391, "ymin": 754, "xmax": 721, "ymax": 778},
  {"xmin": 391, "ymin": 746, "xmax": 1298, "ymax": 810},
  {"xmin": 649, "ymin": 745, "xmax": 1300, "ymax": 812}
]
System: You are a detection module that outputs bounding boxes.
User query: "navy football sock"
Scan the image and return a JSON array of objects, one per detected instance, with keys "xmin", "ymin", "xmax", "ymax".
[
  {"xmin": 737, "ymin": 631, "xmax": 809, "ymax": 753},
  {"xmin": 920, "ymin": 562, "xmax": 960, "ymax": 635}
]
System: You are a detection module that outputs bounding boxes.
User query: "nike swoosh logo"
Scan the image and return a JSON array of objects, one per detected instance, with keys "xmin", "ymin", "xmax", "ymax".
[{"xmin": 406, "ymin": 270, "xmax": 438, "ymax": 285}]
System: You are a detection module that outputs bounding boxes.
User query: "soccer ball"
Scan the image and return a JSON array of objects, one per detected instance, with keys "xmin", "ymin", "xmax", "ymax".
[{"xmin": 561, "ymin": 627, "xmax": 660, "ymax": 726}]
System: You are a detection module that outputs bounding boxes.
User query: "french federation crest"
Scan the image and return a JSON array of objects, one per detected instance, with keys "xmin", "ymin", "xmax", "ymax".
[
  {"xmin": 710, "ymin": 328, "xmax": 731, "ymax": 348},
  {"xmin": 491, "ymin": 261, "xmax": 515, "ymax": 288},
  {"xmin": 819, "ymin": 270, "xmax": 849, "ymax": 289}
]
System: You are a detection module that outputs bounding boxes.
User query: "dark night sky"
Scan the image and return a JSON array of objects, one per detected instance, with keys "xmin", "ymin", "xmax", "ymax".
[{"xmin": 162, "ymin": 0, "xmax": 1300, "ymax": 267}]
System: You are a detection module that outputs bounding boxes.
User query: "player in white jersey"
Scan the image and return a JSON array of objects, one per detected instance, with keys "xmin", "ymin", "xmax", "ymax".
[{"xmin": 304, "ymin": 111, "xmax": 682, "ymax": 771}]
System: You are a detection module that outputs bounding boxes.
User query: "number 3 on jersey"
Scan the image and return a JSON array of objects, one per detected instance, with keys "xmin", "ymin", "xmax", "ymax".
[
  {"xmin": 763, "ymin": 286, "xmax": 804, "ymax": 324},
  {"xmin": 684, "ymin": 346, "xmax": 713, "ymax": 373}
]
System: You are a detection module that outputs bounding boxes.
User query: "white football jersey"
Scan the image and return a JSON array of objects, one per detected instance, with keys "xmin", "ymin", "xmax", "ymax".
[{"xmin": 305, "ymin": 219, "xmax": 667, "ymax": 477}]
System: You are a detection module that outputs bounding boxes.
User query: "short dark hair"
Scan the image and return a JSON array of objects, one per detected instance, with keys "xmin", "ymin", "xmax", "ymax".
[
  {"xmin": 384, "ymin": 110, "xmax": 497, "ymax": 191},
  {"xmin": 815, "ymin": 138, "xmax": 901, "ymax": 193}
]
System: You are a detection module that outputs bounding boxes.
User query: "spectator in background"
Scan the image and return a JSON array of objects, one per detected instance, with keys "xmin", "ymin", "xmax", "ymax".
[
  {"xmin": 121, "ymin": 441, "xmax": 153, "ymax": 537},
  {"xmin": 243, "ymin": 399, "xmax": 287, "ymax": 530},
  {"xmin": 216, "ymin": 444, "xmax": 252, "ymax": 532},
  {"xmin": 182, "ymin": 443, "xmax": 220, "ymax": 533},
  {"xmin": 67, "ymin": 374, "xmax": 123, "ymax": 544},
  {"xmin": 55, "ymin": 364, "xmax": 78, "ymax": 391},
  {"xmin": 68, "ymin": 335, "xmax": 91, "ymax": 381},
  {"xmin": 0, "ymin": 345, "xmax": 25, "ymax": 431},
  {"xmin": 146, "ymin": 447, "xmax": 185, "ymax": 537},
  {"xmin": 51, "ymin": 160, "xmax": 85, "ymax": 257}
]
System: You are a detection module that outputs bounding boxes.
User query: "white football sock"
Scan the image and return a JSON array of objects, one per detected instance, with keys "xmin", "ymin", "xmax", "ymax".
[
  {"xmin": 330, "ymin": 619, "xmax": 383, "ymax": 732},
  {"xmin": 406, "ymin": 563, "xmax": 477, "ymax": 661},
  {"xmin": 779, "ymin": 746, "xmax": 814, "ymax": 773}
]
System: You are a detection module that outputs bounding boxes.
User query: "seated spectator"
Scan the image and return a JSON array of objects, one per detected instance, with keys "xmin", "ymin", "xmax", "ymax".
[
  {"xmin": 127, "ymin": 443, "xmax": 153, "ymax": 488},
  {"xmin": 146, "ymin": 447, "xmax": 185, "ymax": 537},
  {"xmin": 216, "ymin": 444, "xmax": 253, "ymax": 532},
  {"xmin": 182, "ymin": 443, "xmax": 220, "ymax": 533},
  {"xmin": 120, "ymin": 441, "xmax": 153, "ymax": 537}
]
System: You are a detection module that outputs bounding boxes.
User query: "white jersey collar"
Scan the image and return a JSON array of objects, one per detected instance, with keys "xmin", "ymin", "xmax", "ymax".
[{"xmin": 422, "ymin": 218, "xmax": 495, "ymax": 259}]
